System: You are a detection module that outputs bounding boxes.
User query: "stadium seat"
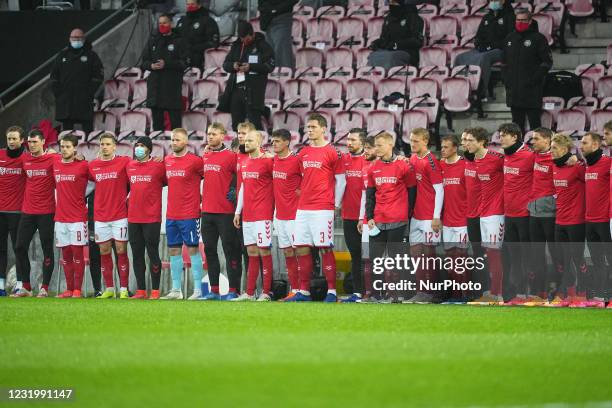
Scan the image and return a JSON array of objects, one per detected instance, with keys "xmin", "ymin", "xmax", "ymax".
[
  {"xmin": 120, "ymin": 111, "xmax": 148, "ymax": 133},
  {"xmin": 441, "ymin": 77, "xmax": 471, "ymax": 112},
  {"xmin": 400, "ymin": 110, "xmax": 429, "ymax": 143},
  {"xmin": 182, "ymin": 111, "xmax": 208, "ymax": 133},
  {"xmin": 325, "ymin": 47, "xmax": 354, "ymax": 68},
  {"xmin": 419, "ymin": 46, "xmax": 448, "ymax": 68},
  {"xmin": 376, "ymin": 100, "xmax": 404, "ymax": 123},
  {"xmin": 576, "ymin": 64, "xmax": 606, "ymax": 88},
  {"xmin": 292, "ymin": 18, "xmax": 305, "ymax": 39},
  {"xmin": 590, "ymin": 108, "xmax": 612, "ymax": 132},
  {"xmin": 596, "ymin": 76, "xmax": 612, "ymax": 98},
  {"xmin": 417, "ymin": 4, "xmax": 439, "ymax": 33},
  {"xmin": 541, "ymin": 96, "xmax": 565, "ymax": 129},
  {"xmin": 366, "ymin": 16, "xmax": 385, "ymax": 39},
  {"xmin": 355, "ymin": 48, "xmax": 372, "ymax": 67},
  {"xmin": 306, "ymin": 17, "xmax": 335, "ymax": 39},
  {"xmin": 113, "ymin": 67, "xmax": 142, "ymax": 90},
  {"xmin": 408, "ymin": 95, "xmax": 440, "ymax": 125},
  {"xmin": 429, "ymin": 15, "xmax": 458, "ymax": 37},
  {"xmin": 460, "ymin": 15, "xmax": 482, "ymax": 39},
  {"xmin": 269, "ymin": 67, "xmax": 293, "ymax": 85},
  {"xmin": 93, "ymin": 111, "xmax": 118, "ymax": 132},
  {"xmin": 193, "ymin": 79, "xmax": 221, "ymax": 101},
  {"xmin": 410, "ymin": 77, "xmax": 439, "ymax": 98},
  {"xmin": 284, "ymin": 78, "xmax": 313, "ymax": 100},
  {"xmin": 419, "ymin": 65, "xmax": 450, "ymax": 89},
  {"xmin": 533, "ymin": 13, "xmax": 554, "ymax": 45},
  {"xmin": 98, "ymin": 99, "xmax": 129, "ymax": 128},
  {"xmin": 315, "ymin": 78, "xmax": 344, "ymax": 100},
  {"xmin": 295, "ymin": 48, "xmax": 325, "ymax": 69},
  {"xmin": 335, "ymin": 110, "xmax": 365, "ymax": 135},
  {"xmin": 440, "ymin": 3, "xmax": 469, "ymax": 23},
  {"xmin": 345, "ymin": 98, "xmax": 377, "ymax": 118},
  {"xmin": 450, "ymin": 46, "xmax": 474, "ymax": 66},
  {"xmin": 378, "ymin": 78, "xmax": 408, "ymax": 99},
  {"xmin": 316, "ymin": 5, "xmax": 345, "ymax": 22},
  {"xmin": 324, "ymin": 66, "xmax": 355, "ymax": 88},
  {"xmin": 556, "ymin": 109, "xmax": 587, "ymax": 132},
  {"xmin": 190, "ymin": 99, "xmax": 218, "ymax": 122},
  {"xmin": 204, "ymin": 48, "xmax": 229, "ymax": 69},
  {"xmin": 534, "ymin": 2, "xmax": 565, "ymax": 30},
  {"xmin": 104, "ymin": 79, "xmax": 130, "ymax": 101},
  {"xmin": 335, "ymin": 36, "xmax": 366, "ymax": 51},
  {"xmin": 312, "ymin": 99, "xmax": 345, "ymax": 128},
  {"xmin": 451, "ymin": 65, "xmax": 481, "ymax": 92},
  {"xmin": 282, "ymin": 98, "xmax": 313, "ymax": 123},
  {"xmin": 367, "ymin": 110, "xmax": 396, "ymax": 135},
  {"xmin": 567, "ymin": 96, "xmax": 599, "ymax": 127},
  {"xmin": 346, "ymin": 5, "xmax": 375, "ymax": 24},
  {"xmin": 58, "ymin": 130, "xmax": 86, "ymax": 142},
  {"xmin": 293, "ymin": 67, "xmax": 324, "ymax": 87},
  {"xmin": 272, "ymin": 110, "xmax": 301, "ymax": 131},
  {"xmin": 264, "ymin": 79, "xmax": 281, "ymax": 100},
  {"xmin": 211, "ymin": 111, "xmax": 232, "ymax": 131},
  {"xmin": 346, "ymin": 78, "xmax": 375, "ymax": 100},
  {"xmin": 387, "ymin": 65, "xmax": 418, "ymax": 84},
  {"xmin": 132, "ymin": 80, "xmax": 147, "ymax": 104},
  {"xmin": 355, "ymin": 66, "xmax": 385, "ymax": 81},
  {"xmin": 470, "ymin": 0, "xmax": 489, "ymax": 14},
  {"xmin": 183, "ymin": 67, "xmax": 202, "ymax": 95},
  {"xmin": 608, "ymin": 44, "xmax": 612, "ymax": 66},
  {"xmin": 336, "ymin": 17, "xmax": 365, "ymax": 40},
  {"xmin": 293, "ymin": 4, "xmax": 315, "ymax": 26},
  {"xmin": 77, "ymin": 141, "xmax": 101, "ymax": 161},
  {"xmin": 348, "ymin": 0, "xmax": 375, "ymax": 6},
  {"xmin": 307, "ymin": 35, "xmax": 334, "ymax": 51},
  {"xmin": 566, "ymin": 0, "xmax": 594, "ymax": 16},
  {"xmin": 428, "ymin": 34, "xmax": 459, "ymax": 56},
  {"xmin": 513, "ymin": 2, "xmax": 534, "ymax": 13},
  {"xmin": 201, "ymin": 67, "xmax": 230, "ymax": 89}
]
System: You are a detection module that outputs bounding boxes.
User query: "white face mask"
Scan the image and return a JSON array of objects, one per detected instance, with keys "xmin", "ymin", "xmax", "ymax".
[
  {"xmin": 70, "ymin": 40, "xmax": 84, "ymax": 49},
  {"xmin": 135, "ymin": 146, "xmax": 147, "ymax": 159}
]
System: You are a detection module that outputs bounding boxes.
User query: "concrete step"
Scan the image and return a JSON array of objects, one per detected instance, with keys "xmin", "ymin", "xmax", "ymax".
[
  {"xmin": 565, "ymin": 37, "xmax": 611, "ymax": 48},
  {"xmin": 570, "ymin": 21, "xmax": 612, "ymax": 38},
  {"xmin": 552, "ymin": 51, "xmax": 607, "ymax": 69},
  {"xmin": 442, "ymin": 112, "xmax": 512, "ymax": 134}
]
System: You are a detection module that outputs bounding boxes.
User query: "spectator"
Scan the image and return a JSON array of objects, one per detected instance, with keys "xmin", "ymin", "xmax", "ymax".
[
  {"xmin": 221, "ymin": 20, "xmax": 274, "ymax": 131},
  {"xmin": 454, "ymin": 0, "xmax": 515, "ymax": 102},
  {"xmin": 176, "ymin": 0, "xmax": 220, "ymax": 69},
  {"xmin": 367, "ymin": 0, "xmax": 424, "ymax": 70},
  {"xmin": 258, "ymin": 0, "xmax": 298, "ymax": 69},
  {"xmin": 50, "ymin": 28, "xmax": 103, "ymax": 134},
  {"xmin": 502, "ymin": 11, "xmax": 553, "ymax": 134},
  {"xmin": 141, "ymin": 14, "xmax": 188, "ymax": 131}
]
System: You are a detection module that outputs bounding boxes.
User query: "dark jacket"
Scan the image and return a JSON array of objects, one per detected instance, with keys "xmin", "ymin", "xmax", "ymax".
[
  {"xmin": 141, "ymin": 31, "xmax": 188, "ymax": 110},
  {"xmin": 222, "ymin": 32, "xmax": 275, "ymax": 112},
  {"xmin": 258, "ymin": 0, "xmax": 299, "ymax": 31},
  {"xmin": 175, "ymin": 7, "xmax": 220, "ymax": 68},
  {"xmin": 50, "ymin": 40, "xmax": 104, "ymax": 121},
  {"xmin": 474, "ymin": 5, "xmax": 515, "ymax": 51},
  {"xmin": 502, "ymin": 22, "xmax": 553, "ymax": 109},
  {"xmin": 370, "ymin": 5, "xmax": 424, "ymax": 67}
]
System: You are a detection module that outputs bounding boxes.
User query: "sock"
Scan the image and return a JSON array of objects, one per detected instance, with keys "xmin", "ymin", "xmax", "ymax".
[
  {"xmin": 100, "ymin": 253, "xmax": 114, "ymax": 288},
  {"xmin": 41, "ymin": 284, "xmax": 49, "ymax": 291},
  {"xmin": 120, "ymin": 287, "xmax": 127, "ymax": 292},
  {"xmin": 211, "ymin": 285, "xmax": 220, "ymax": 294},
  {"xmin": 61, "ymin": 246, "xmax": 75, "ymax": 291},
  {"xmin": 261, "ymin": 254, "xmax": 273, "ymax": 294},
  {"xmin": 297, "ymin": 252, "xmax": 313, "ymax": 293},
  {"xmin": 0, "ymin": 278, "xmax": 4, "ymax": 290},
  {"xmin": 15, "ymin": 281, "xmax": 23, "ymax": 290},
  {"xmin": 246, "ymin": 255, "xmax": 260, "ymax": 296},
  {"xmin": 117, "ymin": 252, "xmax": 129, "ymax": 289},
  {"xmin": 72, "ymin": 246, "xmax": 85, "ymax": 292},
  {"xmin": 23, "ymin": 282, "xmax": 31, "ymax": 291},
  {"xmin": 363, "ymin": 261, "xmax": 372, "ymax": 296},
  {"xmin": 487, "ymin": 248, "xmax": 503, "ymax": 297},
  {"xmin": 190, "ymin": 253, "xmax": 204, "ymax": 289},
  {"xmin": 321, "ymin": 251, "xmax": 336, "ymax": 291},
  {"xmin": 170, "ymin": 255, "xmax": 183, "ymax": 291},
  {"xmin": 285, "ymin": 255, "xmax": 299, "ymax": 292}
]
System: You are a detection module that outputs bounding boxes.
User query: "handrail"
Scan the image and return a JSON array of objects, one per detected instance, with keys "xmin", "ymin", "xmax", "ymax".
[{"xmin": 0, "ymin": 0, "xmax": 137, "ymax": 111}]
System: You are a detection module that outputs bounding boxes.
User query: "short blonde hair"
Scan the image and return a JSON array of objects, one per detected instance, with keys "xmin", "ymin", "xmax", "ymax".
[
  {"xmin": 374, "ymin": 132, "xmax": 394, "ymax": 143},
  {"xmin": 208, "ymin": 122, "xmax": 226, "ymax": 134},
  {"xmin": 551, "ymin": 133, "xmax": 573, "ymax": 150},
  {"xmin": 410, "ymin": 127, "xmax": 430, "ymax": 142},
  {"xmin": 237, "ymin": 122, "xmax": 256, "ymax": 132},
  {"xmin": 172, "ymin": 128, "xmax": 188, "ymax": 139},
  {"xmin": 99, "ymin": 132, "xmax": 116, "ymax": 144},
  {"xmin": 247, "ymin": 130, "xmax": 263, "ymax": 142}
]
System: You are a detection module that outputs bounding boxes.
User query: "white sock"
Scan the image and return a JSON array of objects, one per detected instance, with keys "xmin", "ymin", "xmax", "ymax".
[
  {"xmin": 0, "ymin": 278, "xmax": 5, "ymax": 290},
  {"xmin": 105, "ymin": 287, "xmax": 114, "ymax": 293},
  {"xmin": 15, "ymin": 281, "xmax": 23, "ymax": 290},
  {"xmin": 193, "ymin": 289, "xmax": 201, "ymax": 296},
  {"xmin": 291, "ymin": 288, "xmax": 299, "ymax": 294},
  {"xmin": 120, "ymin": 287, "xmax": 127, "ymax": 292},
  {"xmin": 353, "ymin": 293, "xmax": 362, "ymax": 298},
  {"xmin": 300, "ymin": 290, "xmax": 311, "ymax": 296},
  {"xmin": 327, "ymin": 289, "xmax": 337, "ymax": 295}
]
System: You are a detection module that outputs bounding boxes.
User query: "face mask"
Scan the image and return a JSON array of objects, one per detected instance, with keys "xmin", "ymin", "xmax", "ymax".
[
  {"xmin": 159, "ymin": 23, "xmax": 172, "ymax": 34},
  {"xmin": 515, "ymin": 21, "xmax": 530, "ymax": 32},
  {"xmin": 135, "ymin": 146, "xmax": 147, "ymax": 160},
  {"xmin": 70, "ymin": 40, "xmax": 84, "ymax": 49},
  {"xmin": 488, "ymin": 1, "xmax": 502, "ymax": 10},
  {"xmin": 186, "ymin": 3, "xmax": 199, "ymax": 12}
]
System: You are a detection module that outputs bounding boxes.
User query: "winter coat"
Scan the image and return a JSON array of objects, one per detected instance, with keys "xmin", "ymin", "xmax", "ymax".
[{"xmin": 175, "ymin": 7, "xmax": 220, "ymax": 68}]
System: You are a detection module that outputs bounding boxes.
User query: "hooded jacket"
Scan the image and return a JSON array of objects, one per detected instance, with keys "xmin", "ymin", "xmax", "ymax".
[{"xmin": 176, "ymin": 7, "xmax": 220, "ymax": 68}]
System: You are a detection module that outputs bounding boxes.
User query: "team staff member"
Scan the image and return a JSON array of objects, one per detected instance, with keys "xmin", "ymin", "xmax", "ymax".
[
  {"xmin": 127, "ymin": 136, "xmax": 167, "ymax": 300},
  {"xmin": 175, "ymin": 0, "xmax": 219, "ymax": 68},
  {"xmin": 258, "ymin": 0, "xmax": 297, "ymax": 68}
]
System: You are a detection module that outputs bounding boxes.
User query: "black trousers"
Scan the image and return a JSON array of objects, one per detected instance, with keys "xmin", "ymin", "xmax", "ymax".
[
  {"xmin": 369, "ymin": 225, "xmax": 407, "ymax": 296},
  {"xmin": 529, "ymin": 216, "xmax": 559, "ymax": 294},
  {"xmin": 151, "ymin": 108, "xmax": 182, "ymax": 132},
  {"xmin": 201, "ymin": 212, "xmax": 242, "ymax": 291},
  {"xmin": 230, "ymin": 87, "xmax": 263, "ymax": 131},
  {"xmin": 15, "ymin": 213, "xmax": 55, "ymax": 286},
  {"xmin": 554, "ymin": 223, "xmax": 586, "ymax": 295},
  {"xmin": 128, "ymin": 222, "xmax": 162, "ymax": 291},
  {"xmin": 585, "ymin": 222, "xmax": 611, "ymax": 298},
  {"xmin": 88, "ymin": 220, "xmax": 101, "ymax": 292},
  {"xmin": 61, "ymin": 119, "xmax": 93, "ymax": 134},
  {"xmin": 0, "ymin": 213, "xmax": 23, "ymax": 279},
  {"xmin": 343, "ymin": 219, "xmax": 363, "ymax": 295},
  {"xmin": 467, "ymin": 217, "xmax": 486, "ymax": 293},
  {"xmin": 511, "ymin": 108, "xmax": 541, "ymax": 135},
  {"xmin": 502, "ymin": 216, "xmax": 530, "ymax": 298}
]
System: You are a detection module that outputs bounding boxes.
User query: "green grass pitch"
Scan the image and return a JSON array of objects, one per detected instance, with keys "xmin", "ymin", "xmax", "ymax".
[{"xmin": 1, "ymin": 299, "xmax": 611, "ymax": 407}]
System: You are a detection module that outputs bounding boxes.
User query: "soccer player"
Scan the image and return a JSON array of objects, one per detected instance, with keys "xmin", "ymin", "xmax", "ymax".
[
  {"xmin": 0, "ymin": 126, "xmax": 27, "ymax": 296},
  {"xmin": 439, "ymin": 135, "xmax": 469, "ymax": 303},
  {"xmin": 498, "ymin": 123, "xmax": 534, "ymax": 306},
  {"xmin": 162, "ymin": 128, "xmax": 204, "ymax": 300},
  {"xmin": 605, "ymin": 121, "xmax": 612, "ymax": 252},
  {"xmin": 548, "ymin": 133, "xmax": 586, "ymax": 307},
  {"xmin": 270, "ymin": 129, "xmax": 302, "ymax": 301},
  {"xmin": 463, "ymin": 127, "xmax": 505, "ymax": 305},
  {"xmin": 341, "ymin": 128, "xmax": 368, "ymax": 303},
  {"xmin": 88, "ymin": 133, "xmax": 131, "ymax": 299},
  {"xmin": 579, "ymin": 132, "xmax": 610, "ymax": 308},
  {"xmin": 54, "ymin": 134, "xmax": 90, "ymax": 298},
  {"xmin": 127, "ymin": 136, "xmax": 167, "ymax": 300},
  {"xmin": 406, "ymin": 128, "xmax": 444, "ymax": 304},
  {"xmin": 236, "ymin": 122, "xmax": 256, "ymax": 272},
  {"xmin": 232, "ymin": 130, "xmax": 274, "ymax": 301},
  {"xmin": 366, "ymin": 132, "xmax": 416, "ymax": 303},
  {"xmin": 200, "ymin": 123, "xmax": 242, "ymax": 300},
  {"xmin": 286, "ymin": 113, "xmax": 345, "ymax": 302},
  {"xmin": 12, "ymin": 129, "xmax": 58, "ymax": 298}
]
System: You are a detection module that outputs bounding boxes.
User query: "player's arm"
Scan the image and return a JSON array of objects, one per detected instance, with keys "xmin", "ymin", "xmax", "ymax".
[
  {"xmin": 405, "ymin": 163, "xmax": 418, "ymax": 220},
  {"xmin": 85, "ymin": 181, "xmax": 96, "ymax": 197},
  {"xmin": 334, "ymin": 153, "xmax": 346, "ymax": 209},
  {"xmin": 357, "ymin": 189, "xmax": 366, "ymax": 233},
  {"xmin": 432, "ymin": 183, "xmax": 443, "ymax": 232},
  {"xmin": 233, "ymin": 185, "xmax": 244, "ymax": 229}
]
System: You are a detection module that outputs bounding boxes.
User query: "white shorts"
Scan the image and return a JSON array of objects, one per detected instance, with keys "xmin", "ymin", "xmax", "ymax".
[
  {"xmin": 409, "ymin": 218, "xmax": 441, "ymax": 246},
  {"xmin": 243, "ymin": 220, "xmax": 273, "ymax": 248},
  {"xmin": 94, "ymin": 218, "xmax": 128, "ymax": 243},
  {"xmin": 55, "ymin": 221, "xmax": 88, "ymax": 247},
  {"xmin": 293, "ymin": 209, "xmax": 334, "ymax": 247},
  {"xmin": 274, "ymin": 218, "xmax": 295, "ymax": 249},
  {"xmin": 480, "ymin": 215, "xmax": 505, "ymax": 249},
  {"xmin": 361, "ymin": 222, "xmax": 369, "ymax": 259},
  {"xmin": 442, "ymin": 225, "xmax": 469, "ymax": 250}
]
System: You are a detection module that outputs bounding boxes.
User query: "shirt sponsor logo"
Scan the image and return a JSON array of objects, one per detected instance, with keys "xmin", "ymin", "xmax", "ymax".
[
  {"xmin": 375, "ymin": 176, "xmax": 397, "ymax": 185},
  {"xmin": 130, "ymin": 175, "xmax": 152, "ymax": 183},
  {"xmin": 242, "ymin": 171, "xmax": 260, "ymax": 179},
  {"xmin": 273, "ymin": 171, "xmax": 287, "ymax": 180},
  {"xmin": 166, "ymin": 170, "xmax": 186, "ymax": 177},
  {"xmin": 26, "ymin": 169, "xmax": 47, "ymax": 177},
  {"xmin": 95, "ymin": 172, "xmax": 118, "ymax": 181},
  {"xmin": 534, "ymin": 163, "xmax": 549, "ymax": 173},
  {"xmin": 504, "ymin": 166, "xmax": 519, "ymax": 175},
  {"xmin": 585, "ymin": 172, "xmax": 598, "ymax": 180},
  {"xmin": 303, "ymin": 161, "xmax": 322, "ymax": 169},
  {"xmin": 416, "ymin": 173, "xmax": 423, "ymax": 181},
  {"xmin": 443, "ymin": 177, "xmax": 461, "ymax": 186},
  {"xmin": 346, "ymin": 170, "xmax": 362, "ymax": 178},
  {"xmin": 464, "ymin": 169, "xmax": 476, "ymax": 178},
  {"xmin": 203, "ymin": 164, "xmax": 221, "ymax": 172},
  {"xmin": 0, "ymin": 167, "xmax": 22, "ymax": 175},
  {"xmin": 554, "ymin": 179, "xmax": 568, "ymax": 187},
  {"xmin": 478, "ymin": 174, "xmax": 491, "ymax": 181},
  {"xmin": 55, "ymin": 174, "xmax": 76, "ymax": 182}
]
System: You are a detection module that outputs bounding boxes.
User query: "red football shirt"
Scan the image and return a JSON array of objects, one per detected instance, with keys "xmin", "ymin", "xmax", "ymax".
[
  {"xmin": 0, "ymin": 149, "xmax": 26, "ymax": 212},
  {"xmin": 240, "ymin": 155, "xmax": 274, "ymax": 222},
  {"xmin": 503, "ymin": 144, "xmax": 534, "ymax": 217},
  {"xmin": 297, "ymin": 144, "xmax": 344, "ymax": 211},
  {"xmin": 342, "ymin": 152, "xmax": 367, "ymax": 220},
  {"xmin": 165, "ymin": 152, "xmax": 203, "ymax": 220},
  {"xmin": 202, "ymin": 147, "xmax": 237, "ymax": 214},
  {"xmin": 584, "ymin": 155, "xmax": 610, "ymax": 223},
  {"xmin": 475, "ymin": 150, "xmax": 505, "ymax": 217},
  {"xmin": 236, "ymin": 151, "xmax": 249, "ymax": 192},
  {"xmin": 530, "ymin": 150, "xmax": 555, "ymax": 201},
  {"xmin": 89, "ymin": 156, "xmax": 130, "ymax": 222},
  {"xmin": 463, "ymin": 157, "xmax": 481, "ymax": 219},
  {"xmin": 553, "ymin": 162, "xmax": 585, "ymax": 225},
  {"xmin": 440, "ymin": 158, "xmax": 467, "ymax": 227},
  {"xmin": 409, "ymin": 152, "xmax": 443, "ymax": 220},
  {"xmin": 22, "ymin": 153, "xmax": 59, "ymax": 215},
  {"xmin": 361, "ymin": 160, "xmax": 373, "ymax": 221},
  {"xmin": 54, "ymin": 160, "xmax": 89, "ymax": 222},
  {"xmin": 367, "ymin": 158, "xmax": 416, "ymax": 224},
  {"xmin": 127, "ymin": 159, "xmax": 167, "ymax": 223},
  {"xmin": 273, "ymin": 153, "xmax": 302, "ymax": 220}
]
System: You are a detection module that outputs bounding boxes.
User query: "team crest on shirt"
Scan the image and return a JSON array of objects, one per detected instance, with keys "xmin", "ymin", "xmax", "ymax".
[
  {"xmin": 80, "ymin": 56, "xmax": 88, "ymax": 62},
  {"xmin": 498, "ymin": 18, "xmax": 504, "ymax": 25},
  {"xmin": 193, "ymin": 22, "xmax": 200, "ymax": 29},
  {"xmin": 507, "ymin": 41, "xmax": 512, "ymax": 46},
  {"xmin": 524, "ymin": 40, "xmax": 532, "ymax": 47},
  {"xmin": 168, "ymin": 44, "xmax": 175, "ymax": 51},
  {"xmin": 400, "ymin": 19, "xmax": 406, "ymax": 26},
  {"xmin": 62, "ymin": 57, "xmax": 67, "ymax": 62}
]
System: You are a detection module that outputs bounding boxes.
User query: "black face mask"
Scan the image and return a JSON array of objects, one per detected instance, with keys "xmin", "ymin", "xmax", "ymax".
[
  {"xmin": 503, "ymin": 140, "xmax": 522, "ymax": 155},
  {"xmin": 463, "ymin": 152, "xmax": 475, "ymax": 161},
  {"xmin": 553, "ymin": 152, "xmax": 572, "ymax": 167},
  {"xmin": 7, "ymin": 144, "xmax": 25, "ymax": 158},
  {"xmin": 584, "ymin": 148, "xmax": 602, "ymax": 166}
]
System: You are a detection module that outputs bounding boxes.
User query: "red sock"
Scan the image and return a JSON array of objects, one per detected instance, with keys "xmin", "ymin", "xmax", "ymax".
[
  {"xmin": 118, "ymin": 252, "xmax": 129, "ymax": 288},
  {"xmin": 101, "ymin": 253, "xmax": 114, "ymax": 288},
  {"xmin": 285, "ymin": 255, "xmax": 299, "ymax": 291},
  {"xmin": 72, "ymin": 245, "xmax": 85, "ymax": 292},
  {"xmin": 261, "ymin": 254, "xmax": 273, "ymax": 294},
  {"xmin": 41, "ymin": 284, "xmax": 49, "ymax": 291},
  {"xmin": 487, "ymin": 248, "xmax": 503, "ymax": 296},
  {"xmin": 246, "ymin": 255, "xmax": 260, "ymax": 296},
  {"xmin": 567, "ymin": 285, "xmax": 577, "ymax": 298},
  {"xmin": 321, "ymin": 251, "xmax": 336, "ymax": 290},
  {"xmin": 297, "ymin": 252, "xmax": 313, "ymax": 292},
  {"xmin": 23, "ymin": 282, "xmax": 31, "ymax": 291},
  {"xmin": 61, "ymin": 246, "xmax": 75, "ymax": 291},
  {"xmin": 211, "ymin": 285, "xmax": 220, "ymax": 294}
]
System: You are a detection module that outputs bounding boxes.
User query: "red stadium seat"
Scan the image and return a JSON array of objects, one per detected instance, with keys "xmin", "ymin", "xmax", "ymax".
[
  {"xmin": 441, "ymin": 77, "xmax": 471, "ymax": 112},
  {"xmin": 419, "ymin": 65, "xmax": 450, "ymax": 89},
  {"xmin": 266, "ymin": 79, "xmax": 282, "ymax": 100},
  {"xmin": 77, "ymin": 141, "xmax": 101, "ymax": 161},
  {"xmin": 282, "ymin": 98, "xmax": 313, "ymax": 124},
  {"xmin": 182, "ymin": 111, "xmax": 208, "ymax": 133},
  {"xmin": 440, "ymin": 3, "xmax": 469, "ymax": 23},
  {"xmin": 567, "ymin": 0, "xmax": 594, "ymax": 17},
  {"xmin": 295, "ymin": 48, "xmax": 325, "ymax": 69},
  {"xmin": 576, "ymin": 64, "xmax": 606, "ymax": 88},
  {"xmin": 366, "ymin": 16, "xmax": 385, "ymax": 39},
  {"xmin": 201, "ymin": 67, "xmax": 230, "ymax": 89},
  {"xmin": 324, "ymin": 66, "xmax": 355, "ymax": 89},
  {"xmin": 428, "ymin": 35, "xmax": 459, "ymax": 56},
  {"xmin": 269, "ymin": 67, "xmax": 293, "ymax": 85},
  {"xmin": 450, "ymin": 65, "xmax": 481, "ymax": 92},
  {"xmin": 567, "ymin": 96, "xmax": 599, "ymax": 127},
  {"xmin": 376, "ymin": 100, "xmax": 404, "ymax": 123},
  {"xmin": 378, "ymin": 78, "xmax": 408, "ymax": 99},
  {"xmin": 355, "ymin": 48, "xmax": 372, "ymax": 67},
  {"xmin": 190, "ymin": 99, "xmax": 218, "ymax": 122},
  {"xmin": 534, "ymin": 2, "xmax": 565, "ymax": 30},
  {"xmin": 336, "ymin": 17, "xmax": 365, "ymax": 40},
  {"xmin": 346, "ymin": 5, "xmax": 375, "ymax": 24},
  {"xmin": 306, "ymin": 17, "xmax": 335, "ymax": 39},
  {"xmin": 541, "ymin": 96, "xmax": 565, "ymax": 128},
  {"xmin": 590, "ymin": 108, "xmax": 612, "ymax": 132},
  {"xmin": 410, "ymin": 77, "xmax": 439, "ymax": 98},
  {"xmin": 346, "ymin": 78, "xmax": 375, "ymax": 100},
  {"xmin": 272, "ymin": 110, "xmax": 301, "ymax": 131},
  {"xmin": 104, "ymin": 79, "xmax": 130, "ymax": 101},
  {"xmin": 316, "ymin": 5, "xmax": 345, "ymax": 23},
  {"xmin": 114, "ymin": 67, "xmax": 142, "ymax": 90},
  {"xmin": 193, "ymin": 79, "xmax": 220, "ymax": 101},
  {"xmin": 183, "ymin": 67, "xmax": 202, "ymax": 95},
  {"xmin": 293, "ymin": 67, "xmax": 324, "ymax": 87},
  {"xmin": 513, "ymin": 2, "xmax": 534, "ymax": 13},
  {"xmin": 325, "ymin": 47, "xmax": 354, "ymax": 68},
  {"xmin": 284, "ymin": 78, "xmax": 313, "ymax": 100},
  {"xmin": 401, "ymin": 110, "xmax": 429, "ymax": 143},
  {"xmin": 132, "ymin": 80, "xmax": 147, "ymax": 104},
  {"xmin": 349, "ymin": 0, "xmax": 375, "ymax": 6},
  {"xmin": 408, "ymin": 95, "xmax": 440, "ymax": 125},
  {"xmin": 533, "ymin": 13, "xmax": 554, "ymax": 46},
  {"xmin": 292, "ymin": 18, "xmax": 304, "ymax": 39},
  {"xmin": 120, "ymin": 111, "xmax": 148, "ymax": 133},
  {"xmin": 556, "ymin": 109, "xmax": 587, "ymax": 132},
  {"xmin": 211, "ymin": 111, "xmax": 232, "ymax": 131},
  {"xmin": 429, "ymin": 15, "xmax": 458, "ymax": 37},
  {"xmin": 460, "ymin": 15, "xmax": 482, "ymax": 38},
  {"xmin": 315, "ymin": 79, "xmax": 344, "ymax": 100},
  {"xmin": 470, "ymin": 0, "xmax": 489, "ymax": 14},
  {"xmin": 93, "ymin": 111, "xmax": 117, "ymax": 132},
  {"xmin": 345, "ymin": 98, "xmax": 377, "ymax": 118},
  {"xmin": 417, "ymin": 4, "xmax": 439, "ymax": 33},
  {"xmin": 293, "ymin": 4, "xmax": 315, "ymax": 26},
  {"xmin": 367, "ymin": 110, "xmax": 396, "ymax": 135},
  {"xmin": 450, "ymin": 46, "xmax": 474, "ymax": 66},
  {"xmin": 313, "ymin": 98, "xmax": 345, "ymax": 125},
  {"xmin": 204, "ymin": 48, "xmax": 229, "ymax": 69},
  {"xmin": 355, "ymin": 66, "xmax": 385, "ymax": 81},
  {"xmin": 596, "ymin": 76, "xmax": 612, "ymax": 99},
  {"xmin": 419, "ymin": 47, "xmax": 448, "ymax": 68},
  {"xmin": 335, "ymin": 110, "xmax": 365, "ymax": 135}
]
